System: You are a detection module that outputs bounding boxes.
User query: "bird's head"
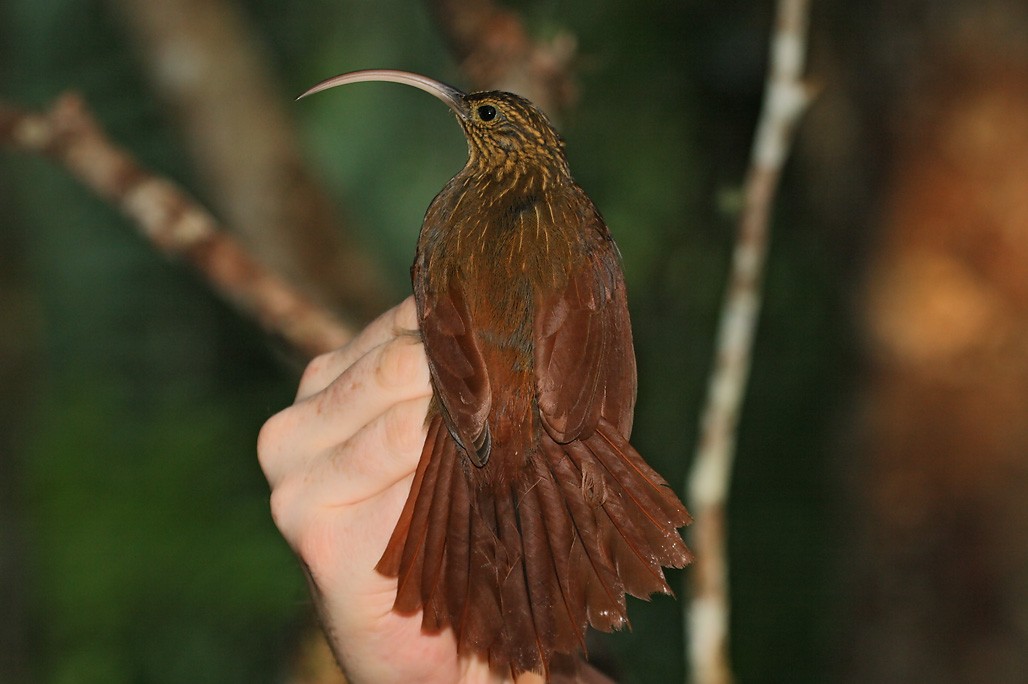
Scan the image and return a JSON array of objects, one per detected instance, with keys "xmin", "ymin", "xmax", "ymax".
[{"xmin": 299, "ymin": 69, "xmax": 570, "ymax": 178}]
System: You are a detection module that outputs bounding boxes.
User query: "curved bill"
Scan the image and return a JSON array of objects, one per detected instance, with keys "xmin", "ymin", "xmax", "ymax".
[{"xmin": 297, "ymin": 69, "xmax": 466, "ymax": 116}]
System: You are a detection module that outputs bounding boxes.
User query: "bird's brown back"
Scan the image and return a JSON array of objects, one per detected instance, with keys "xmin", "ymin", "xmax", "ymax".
[{"xmin": 375, "ymin": 84, "xmax": 691, "ymax": 680}]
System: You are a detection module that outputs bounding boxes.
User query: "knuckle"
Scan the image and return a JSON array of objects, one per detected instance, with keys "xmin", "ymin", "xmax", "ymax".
[
  {"xmin": 375, "ymin": 337, "xmax": 425, "ymax": 391},
  {"xmin": 383, "ymin": 399, "xmax": 429, "ymax": 456},
  {"xmin": 298, "ymin": 351, "xmax": 334, "ymax": 394},
  {"xmin": 393, "ymin": 295, "xmax": 419, "ymax": 331},
  {"xmin": 256, "ymin": 409, "xmax": 290, "ymax": 475},
  {"xmin": 268, "ymin": 479, "xmax": 298, "ymax": 538}
]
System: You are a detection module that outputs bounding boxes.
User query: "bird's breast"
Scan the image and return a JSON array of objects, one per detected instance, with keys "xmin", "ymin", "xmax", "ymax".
[
  {"xmin": 425, "ymin": 181, "xmax": 572, "ymax": 321},
  {"xmin": 418, "ymin": 178, "xmax": 587, "ymax": 479}
]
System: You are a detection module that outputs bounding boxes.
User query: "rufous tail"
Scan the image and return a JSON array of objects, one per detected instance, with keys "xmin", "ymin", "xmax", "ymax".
[{"xmin": 376, "ymin": 415, "xmax": 692, "ymax": 679}]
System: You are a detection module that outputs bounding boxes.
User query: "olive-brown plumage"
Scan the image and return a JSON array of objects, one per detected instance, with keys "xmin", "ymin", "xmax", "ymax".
[{"xmin": 301, "ymin": 70, "xmax": 692, "ymax": 680}]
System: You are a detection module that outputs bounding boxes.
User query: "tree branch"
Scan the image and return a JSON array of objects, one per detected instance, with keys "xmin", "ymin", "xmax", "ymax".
[
  {"xmin": 106, "ymin": 0, "xmax": 391, "ymax": 323},
  {"xmin": 686, "ymin": 1, "xmax": 815, "ymax": 682},
  {"xmin": 0, "ymin": 93, "xmax": 353, "ymax": 359},
  {"xmin": 424, "ymin": 0, "xmax": 578, "ymax": 116}
]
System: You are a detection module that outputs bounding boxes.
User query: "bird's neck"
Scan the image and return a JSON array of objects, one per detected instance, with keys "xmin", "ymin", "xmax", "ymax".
[{"xmin": 463, "ymin": 148, "xmax": 571, "ymax": 188}]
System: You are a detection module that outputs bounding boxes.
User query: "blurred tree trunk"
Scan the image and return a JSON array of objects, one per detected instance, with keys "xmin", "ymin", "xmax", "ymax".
[{"xmin": 841, "ymin": 2, "xmax": 1028, "ymax": 681}]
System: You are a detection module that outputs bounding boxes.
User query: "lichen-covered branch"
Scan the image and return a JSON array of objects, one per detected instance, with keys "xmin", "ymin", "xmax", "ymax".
[
  {"xmin": 0, "ymin": 93, "xmax": 353, "ymax": 359},
  {"xmin": 686, "ymin": 1, "xmax": 815, "ymax": 682}
]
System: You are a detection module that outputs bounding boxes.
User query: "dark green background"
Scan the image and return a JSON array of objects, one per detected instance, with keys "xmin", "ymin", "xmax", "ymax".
[{"xmin": 1, "ymin": 2, "xmax": 860, "ymax": 682}]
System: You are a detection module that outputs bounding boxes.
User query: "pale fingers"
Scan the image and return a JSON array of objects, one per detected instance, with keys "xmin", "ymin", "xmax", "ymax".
[
  {"xmin": 258, "ymin": 333, "xmax": 431, "ymax": 487},
  {"xmin": 272, "ymin": 395, "xmax": 430, "ymax": 548},
  {"xmin": 295, "ymin": 296, "xmax": 419, "ymax": 402},
  {"xmin": 303, "ymin": 335, "xmax": 431, "ymax": 447},
  {"xmin": 308, "ymin": 394, "xmax": 430, "ymax": 515}
]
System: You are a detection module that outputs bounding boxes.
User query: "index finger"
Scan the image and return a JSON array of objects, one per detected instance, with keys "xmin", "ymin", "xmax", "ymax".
[{"xmin": 296, "ymin": 296, "xmax": 418, "ymax": 401}]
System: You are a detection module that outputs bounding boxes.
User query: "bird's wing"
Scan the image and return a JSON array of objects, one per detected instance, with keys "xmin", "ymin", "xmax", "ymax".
[
  {"xmin": 534, "ymin": 201, "xmax": 638, "ymax": 442},
  {"xmin": 414, "ymin": 266, "xmax": 492, "ymax": 462}
]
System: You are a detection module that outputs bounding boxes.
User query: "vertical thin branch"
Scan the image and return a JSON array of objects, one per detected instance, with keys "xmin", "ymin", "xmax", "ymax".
[{"xmin": 686, "ymin": 2, "xmax": 814, "ymax": 683}]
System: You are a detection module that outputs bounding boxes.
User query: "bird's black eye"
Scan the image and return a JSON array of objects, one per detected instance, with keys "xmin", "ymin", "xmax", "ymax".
[{"xmin": 477, "ymin": 104, "xmax": 497, "ymax": 121}]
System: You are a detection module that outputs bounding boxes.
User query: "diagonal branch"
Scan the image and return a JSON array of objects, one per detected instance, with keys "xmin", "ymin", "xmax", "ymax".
[
  {"xmin": 686, "ymin": 1, "xmax": 816, "ymax": 682},
  {"xmin": 106, "ymin": 0, "xmax": 391, "ymax": 323},
  {"xmin": 0, "ymin": 93, "xmax": 353, "ymax": 360}
]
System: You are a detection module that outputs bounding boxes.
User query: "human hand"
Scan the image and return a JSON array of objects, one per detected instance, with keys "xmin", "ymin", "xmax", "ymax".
[{"xmin": 257, "ymin": 297, "xmax": 540, "ymax": 683}]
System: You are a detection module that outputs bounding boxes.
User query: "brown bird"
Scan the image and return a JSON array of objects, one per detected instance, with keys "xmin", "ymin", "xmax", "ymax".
[{"xmin": 300, "ymin": 70, "xmax": 692, "ymax": 680}]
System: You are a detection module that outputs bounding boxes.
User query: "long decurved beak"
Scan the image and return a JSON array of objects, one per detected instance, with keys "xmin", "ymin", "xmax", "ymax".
[{"xmin": 297, "ymin": 69, "xmax": 467, "ymax": 117}]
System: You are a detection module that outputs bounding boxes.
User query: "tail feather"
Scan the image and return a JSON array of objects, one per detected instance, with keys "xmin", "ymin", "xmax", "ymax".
[
  {"xmin": 566, "ymin": 440, "xmax": 670, "ymax": 593},
  {"xmin": 528, "ymin": 458, "xmax": 589, "ymax": 651},
  {"xmin": 422, "ymin": 436, "xmax": 459, "ymax": 630},
  {"xmin": 376, "ymin": 418, "xmax": 442, "ymax": 577},
  {"xmin": 444, "ymin": 454, "xmax": 472, "ymax": 630},
  {"xmin": 393, "ymin": 418, "xmax": 447, "ymax": 612},
  {"xmin": 592, "ymin": 420, "xmax": 692, "ymax": 529},
  {"xmin": 494, "ymin": 487, "xmax": 545, "ymax": 675},
  {"xmin": 515, "ymin": 482, "xmax": 558, "ymax": 671},
  {"xmin": 544, "ymin": 439, "xmax": 629, "ymax": 632},
  {"xmin": 573, "ymin": 431, "xmax": 692, "ymax": 570},
  {"xmin": 377, "ymin": 414, "xmax": 692, "ymax": 678},
  {"xmin": 520, "ymin": 471, "xmax": 587, "ymax": 654},
  {"xmin": 458, "ymin": 506, "xmax": 503, "ymax": 655}
]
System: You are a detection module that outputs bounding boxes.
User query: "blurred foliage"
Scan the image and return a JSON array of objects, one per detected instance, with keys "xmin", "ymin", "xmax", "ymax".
[{"xmin": 1, "ymin": 1, "xmax": 857, "ymax": 682}]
